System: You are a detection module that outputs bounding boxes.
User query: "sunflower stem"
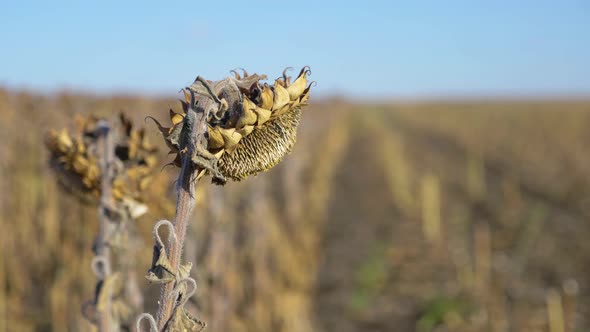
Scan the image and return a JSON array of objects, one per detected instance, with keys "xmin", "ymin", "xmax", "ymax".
[
  {"xmin": 155, "ymin": 93, "xmax": 212, "ymax": 330},
  {"xmin": 95, "ymin": 120, "xmax": 116, "ymax": 332}
]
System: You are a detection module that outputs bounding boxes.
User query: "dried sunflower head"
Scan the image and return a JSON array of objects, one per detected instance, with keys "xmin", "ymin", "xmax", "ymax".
[
  {"xmin": 150, "ymin": 66, "xmax": 313, "ymax": 184},
  {"xmin": 45, "ymin": 113, "xmax": 159, "ymax": 215},
  {"xmin": 45, "ymin": 121, "xmax": 101, "ymax": 201}
]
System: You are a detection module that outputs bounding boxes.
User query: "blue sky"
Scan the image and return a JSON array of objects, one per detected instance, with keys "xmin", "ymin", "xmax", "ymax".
[{"xmin": 1, "ymin": 1, "xmax": 589, "ymax": 99}]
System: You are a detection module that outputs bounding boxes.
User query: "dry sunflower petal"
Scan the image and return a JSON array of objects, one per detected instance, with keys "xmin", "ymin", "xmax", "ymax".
[
  {"xmin": 236, "ymin": 97, "xmax": 258, "ymax": 128},
  {"xmin": 260, "ymin": 84, "xmax": 274, "ymax": 110},
  {"xmin": 272, "ymin": 81, "xmax": 290, "ymax": 111},
  {"xmin": 287, "ymin": 66, "xmax": 311, "ymax": 100}
]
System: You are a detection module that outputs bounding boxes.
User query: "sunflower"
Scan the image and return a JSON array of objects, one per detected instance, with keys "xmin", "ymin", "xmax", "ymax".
[
  {"xmin": 150, "ymin": 66, "xmax": 313, "ymax": 184},
  {"xmin": 45, "ymin": 113, "xmax": 158, "ymax": 216}
]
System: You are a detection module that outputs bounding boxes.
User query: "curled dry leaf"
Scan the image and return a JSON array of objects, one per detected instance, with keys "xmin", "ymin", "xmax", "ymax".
[
  {"xmin": 82, "ymin": 272, "xmax": 136, "ymax": 330},
  {"xmin": 164, "ymin": 307, "xmax": 206, "ymax": 332},
  {"xmin": 162, "ymin": 278, "xmax": 206, "ymax": 332},
  {"xmin": 145, "ymin": 243, "xmax": 193, "ymax": 284},
  {"xmin": 146, "ymin": 220, "xmax": 193, "ymax": 284}
]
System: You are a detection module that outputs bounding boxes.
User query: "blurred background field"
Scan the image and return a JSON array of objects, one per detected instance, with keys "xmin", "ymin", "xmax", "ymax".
[
  {"xmin": 1, "ymin": 90, "xmax": 590, "ymax": 331},
  {"xmin": 2, "ymin": 1, "xmax": 590, "ymax": 331}
]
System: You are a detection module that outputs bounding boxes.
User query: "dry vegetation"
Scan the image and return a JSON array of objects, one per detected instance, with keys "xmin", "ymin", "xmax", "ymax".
[{"xmin": 1, "ymin": 87, "xmax": 589, "ymax": 332}]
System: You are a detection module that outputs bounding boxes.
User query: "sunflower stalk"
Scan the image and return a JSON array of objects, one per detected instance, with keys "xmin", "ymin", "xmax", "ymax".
[
  {"xmin": 154, "ymin": 89, "xmax": 212, "ymax": 330},
  {"xmin": 89, "ymin": 120, "xmax": 145, "ymax": 331},
  {"xmin": 46, "ymin": 113, "xmax": 158, "ymax": 330},
  {"xmin": 95, "ymin": 120, "xmax": 116, "ymax": 332}
]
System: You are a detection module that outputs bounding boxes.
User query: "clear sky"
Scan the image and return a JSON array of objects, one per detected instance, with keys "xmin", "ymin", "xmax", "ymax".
[{"xmin": 1, "ymin": 1, "xmax": 588, "ymax": 99}]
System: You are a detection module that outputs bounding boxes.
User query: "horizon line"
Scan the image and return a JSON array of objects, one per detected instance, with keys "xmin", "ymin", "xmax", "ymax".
[{"xmin": 2, "ymin": 84, "xmax": 590, "ymax": 103}]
